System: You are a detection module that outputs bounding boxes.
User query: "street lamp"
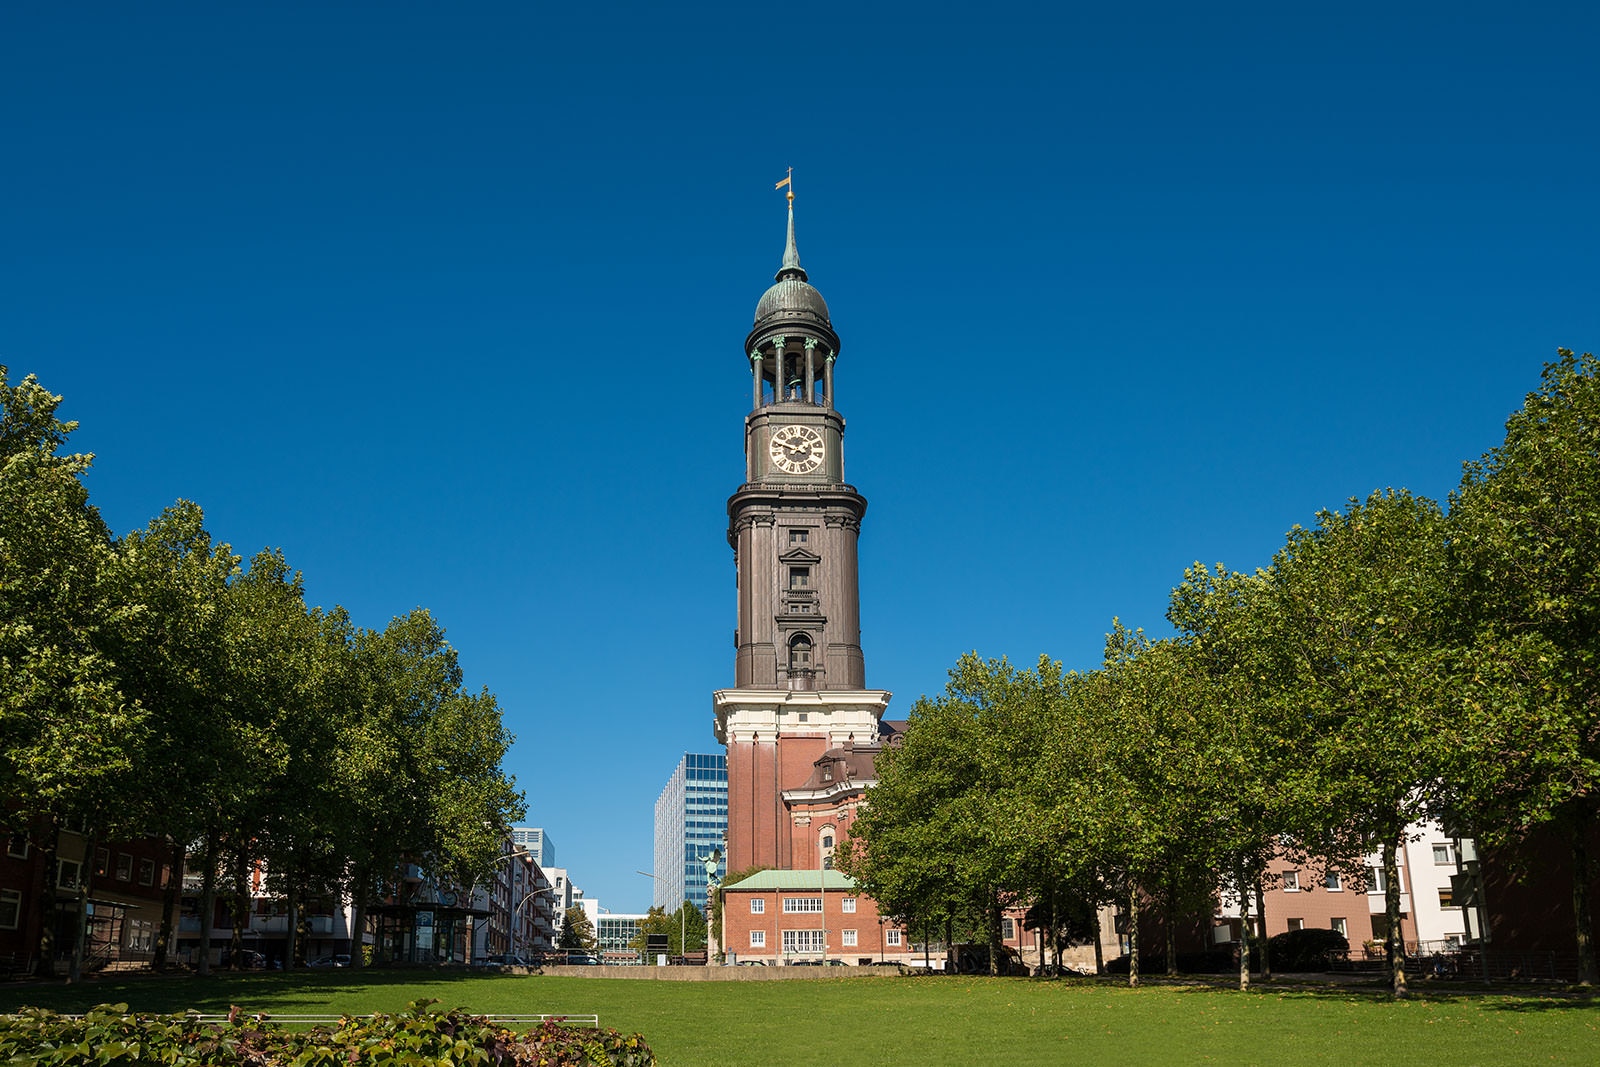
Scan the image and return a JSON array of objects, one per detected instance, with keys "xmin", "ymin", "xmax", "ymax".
[{"xmin": 513, "ymin": 885, "xmax": 558, "ymax": 961}]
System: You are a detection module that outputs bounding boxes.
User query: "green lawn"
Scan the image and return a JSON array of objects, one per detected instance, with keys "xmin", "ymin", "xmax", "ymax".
[{"xmin": 3, "ymin": 971, "xmax": 1597, "ymax": 1066}]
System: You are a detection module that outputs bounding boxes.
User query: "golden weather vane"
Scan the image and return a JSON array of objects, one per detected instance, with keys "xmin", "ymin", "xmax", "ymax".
[{"xmin": 775, "ymin": 167, "xmax": 793, "ymax": 204}]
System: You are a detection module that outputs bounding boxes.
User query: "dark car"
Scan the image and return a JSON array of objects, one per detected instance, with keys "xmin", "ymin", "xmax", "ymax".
[
  {"xmin": 562, "ymin": 952, "xmax": 601, "ymax": 965},
  {"xmin": 221, "ymin": 949, "xmax": 266, "ymax": 969}
]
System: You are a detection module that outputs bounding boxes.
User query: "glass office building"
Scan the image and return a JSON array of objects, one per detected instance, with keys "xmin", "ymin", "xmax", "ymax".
[{"xmin": 652, "ymin": 753, "xmax": 728, "ymax": 913}]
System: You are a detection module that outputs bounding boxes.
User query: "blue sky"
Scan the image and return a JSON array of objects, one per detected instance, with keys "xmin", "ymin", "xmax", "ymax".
[{"xmin": 5, "ymin": 3, "xmax": 1597, "ymax": 913}]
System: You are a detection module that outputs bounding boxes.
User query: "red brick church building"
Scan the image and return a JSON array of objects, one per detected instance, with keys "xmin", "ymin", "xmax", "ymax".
[{"xmin": 713, "ymin": 190, "xmax": 909, "ymax": 964}]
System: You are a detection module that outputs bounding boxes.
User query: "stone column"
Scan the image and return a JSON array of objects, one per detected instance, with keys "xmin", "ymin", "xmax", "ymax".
[
  {"xmin": 804, "ymin": 338, "xmax": 817, "ymax": 404},
  {"xmin": 751, "ymin": 350, "xmax": 763, "ymax": 410},
  {"xmin": 824, "ymin": 353, "xmax": 835, "ymax": 409}
]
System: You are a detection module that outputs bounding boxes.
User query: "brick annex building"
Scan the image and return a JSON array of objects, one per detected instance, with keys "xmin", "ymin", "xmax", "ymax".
[{"xmin": 714, "ymin": 192, "xmax": 911, "ymax": 964}]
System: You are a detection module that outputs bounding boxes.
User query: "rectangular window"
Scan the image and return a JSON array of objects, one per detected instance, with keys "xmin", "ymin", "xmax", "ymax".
[
  {"xmin": 749, "ymin": 930, "xmax": 765, "ymax": 948},
  {"xmin": 115, "ymin": 853, "xmax": 133, "ymax": 882},
  {"xmin": 1325, "ymin": 871, "xmax": 1343, "ymax": 891},
  {"xmin": 842, "ymin": 929, "xmax": 857, "ymax": 947},
  {"xmin": 750, "ymin": 898, "xmax": 765, "ymax": 914},
  {"xmin": 781, "ymin": 929, "xmax": 824, "ymax": 954},
  {"xmin": 1433, "ymin": 844, "xmax": 1453, "ymax": 866},
  {"xmin": 841, "ymin": 897, "xmax": 856, "ymax": 913},
  {"xmin": 126, "ymin": 918, "xmax": 155, "ymax": 953},
  {"xmin": 57, "ymin": 859, "xmax": 82, "ymax": 890},
  {"xmin": 1287, "ymin": 918, "xmax": 1304, "ymax": 932},
  {"xmin": 1282, "ymin": 870, "xmax": 1300, "ymax": 892},
  {"xmin": 0, "ymin": 889, "xmax": 20, "ymax": 930},
  {"xmin": 94, "ymin": 847, "xmax": 109, "ymax": 877},
  {"xmin": 6, "ymin": 835, "xmax": 27, "ymax": 859},
  {"xmin": 1331, "ymin": 917, "xmax": 1348, "ymax": 937},
  {"xmin": 788, "ymin": 529, "xmax": 809, "ymax": 546},
  {"xmin": 1368, "ymin": 867, "xmax": 1387, "ymax": 894},
  {"xmin": 1438, "ymin": 888, "xmax": 1456, "ymax": 909},
  {"xmin": 138, "ymin": 859, "xmax": 155, "ymax": 887},
  {"xmin": 782, "ymin": 897, "xmax": 823, "ymax": 914},
  {"xmin": 788, "ymin": 567, "xmax": 810, "ymax": 590},
  {"xmin": 1002, "ymin": 917, "xmax": 1015, "ymax": 940},
  {"xmin": 886, "ymin": 929, "xmax": 901, "ymax": 947}
]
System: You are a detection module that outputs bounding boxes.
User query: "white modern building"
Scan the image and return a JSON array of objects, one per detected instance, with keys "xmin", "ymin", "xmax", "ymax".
[{"xmin": 510, "ymin": 827, "xmax": 555, "ymax": 868}]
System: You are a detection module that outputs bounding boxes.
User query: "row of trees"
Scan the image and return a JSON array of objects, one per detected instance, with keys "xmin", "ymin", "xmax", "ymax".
[
  {"xmin": 0, "ymin": 368, "xmax": 525, "ymax": 979},
  {"xmin": 842, "ymin": 350, "xmax": 1600, "ymax": 995}
]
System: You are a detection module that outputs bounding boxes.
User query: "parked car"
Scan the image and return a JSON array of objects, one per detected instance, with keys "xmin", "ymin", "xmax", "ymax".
[
  {"xmin": 307, "ymin": 954, "xmax": 351, "ymax": 968},
  {"xmin": 562, "ymin": 952, "xmax": 601, "ymax": 965},
  {"xmin": 475, "ymin": 953, "xmax": 536, "ymax": 967},
  {"xmin": 221, "ymin": 949, "xmax": 266, "ymax": 969}
]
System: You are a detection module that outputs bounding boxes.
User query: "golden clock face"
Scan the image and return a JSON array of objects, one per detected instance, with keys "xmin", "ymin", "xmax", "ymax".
[{"xmin": 769, "ymin": 424, "xmax": 825, "ymax": 474}]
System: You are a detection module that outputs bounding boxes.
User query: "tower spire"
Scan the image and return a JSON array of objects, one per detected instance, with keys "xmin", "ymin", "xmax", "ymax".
[{"xmin": 775, "ymin": 168, "xmax": 806, "ymax": 281}]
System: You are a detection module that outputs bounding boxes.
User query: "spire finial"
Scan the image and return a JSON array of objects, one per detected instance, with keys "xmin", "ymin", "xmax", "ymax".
[{"xmin": 774, "ymin": 168, "xmax": 805, "ymax": 280}]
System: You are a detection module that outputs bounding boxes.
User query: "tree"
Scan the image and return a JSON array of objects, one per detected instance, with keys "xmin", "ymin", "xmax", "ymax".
[
  {"xmin": 0, "ymin": 368, "xmax": 139, "ymax": 979},
  {"xmin": 629, "ymin": 902, "xmax": 706, "ymax": 958},
  {"xmin": 103, "ymin": 502, "xmax": 239, "ymax": 969},
  {"xmin": 559, "ymin": 907, "xmax": 596, "ymax": 952},
  {"xmin": 1251, "ymin": 490, "xmax": 1457, "ymax": 996},
  {"xmin": 1450, "ymin": 350, "xmax": 1600, "ymax": 985}
]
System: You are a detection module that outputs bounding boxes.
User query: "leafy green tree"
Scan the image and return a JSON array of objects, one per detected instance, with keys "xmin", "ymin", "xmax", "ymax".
[
  {"xmin": 1450, "ymin": 350, "xmax": 1600, "ymax": 985},
  {"xmin": 628, "ymin": 902, "xmax": 706, "ymax": 958},
  {"xmin": 0, "ymin": 368, "xmax": 138, "ymax": 979},
  {"xmin": 558, "ymin": 907, "xmax": 597, "ymax": 952},
  {"xmin": 104, "ymin": 502, "xmax": 239, "ymax": 969},
  {"xmin": 1252, "ymin": 490, "xmax": 1457, "ymax": 997}
]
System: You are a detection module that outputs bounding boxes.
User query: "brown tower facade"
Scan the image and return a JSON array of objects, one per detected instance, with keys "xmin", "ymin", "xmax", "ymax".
[{"xmin": 715, "ymin": 195, "xmax": 892, "ymax": 874}]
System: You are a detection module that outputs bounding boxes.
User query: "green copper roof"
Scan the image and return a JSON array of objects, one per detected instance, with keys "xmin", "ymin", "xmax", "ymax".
[{"xmin": 722, "ymin": 869, "xmax": 860, "ymax": 892}]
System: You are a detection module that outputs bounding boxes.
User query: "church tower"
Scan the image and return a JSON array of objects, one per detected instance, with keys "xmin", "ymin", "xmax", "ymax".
[{"xmin": 714, "ymin": 188, "xmax": 893, "ymax": 874}]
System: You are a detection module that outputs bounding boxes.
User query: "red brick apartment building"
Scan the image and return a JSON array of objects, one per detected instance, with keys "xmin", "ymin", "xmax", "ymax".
[{"xmin": 0, "ymin": 820, "xmax": 175, "ymax": 974}]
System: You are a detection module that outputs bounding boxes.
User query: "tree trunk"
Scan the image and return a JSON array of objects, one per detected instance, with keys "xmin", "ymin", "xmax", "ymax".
[
  {"xmin": 1236, "ymin": 864, "xmax": 1251, "ymax": 992},
  {"xmin": 1383, "ymin": 835, "xmax": 1407, "ymax": 998},
  {"xmin": 34, "ymin": 816, "xmax": 60, "ymax": 979},
  {"xmin": 197, "ymin": 830, "xmax": 219, "ymax": 976},
  {"xmin": 1254, "ymin": 877, "xmax": 1272, "ymax": 981},
  {"xmin": 1092, "ymin": 907, "xmax": 1104, "ymax": 976},
  {"xmin": 987, "ymin": 892, "xmax": 1003, "ymax": 975},
  {"xmin": 284, "ymin": 880, "xmax": 299, "ymax": 971},
  {"xmin": 1164, "ymin": 878, "xmax": 1177, "ymax": 976},
  {"xmin": 152, "ymin": 839, "xmax": 184, "ymax": 969},
  {"xmin": 1572, "ymin": 826, "xmax": 1595, "ymax": 986},
  {"xmin": 349, "ymin": 873, "xmax": 367, "ymax": 971},
  {"xmin": 228, "ymin": 844, "xmax": 249, "ymax": 967},
  {"xmin": 1126, "ymin": 884, "xmax": 1140, "ymax": 988},
  {"xmin": 68, "ymin": 825, "xmax": 100, "ymax": 983}
]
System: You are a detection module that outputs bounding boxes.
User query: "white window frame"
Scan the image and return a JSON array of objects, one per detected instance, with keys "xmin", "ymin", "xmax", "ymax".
[
  {"xmin": 1330, "ymin": 917, "xmax": 1348, "ymax": 937},
  {"xmin": 6, "ymin": 835, "xmax": 27, "ymax": 860},
  {"xmin": 1286, "ymin": 918, "xmax": 1304, "ymax": 931},
  {"xmin": 138, "ymin": 859, "xmax": 155, "ymax": 887},
  {"xmin": 115, "ymin": 853, "xmax": 133, "ymax": 882},
  {"xmin": 781, "ymin": 929, "xmax": 824, "ymax": 954},
  {"xmin": 1282, "ymin": 870, "xmax": 1300, "ymax": 892},
  {"xmin": 885, "ymin": 928, "xmax": 902, "ymax": 947},
  {"xmin": 57, "ymin": 858, "xmax": 81, "ymax": 890},
  {"xmin": 1324, "ymin": 871, "xmax": 1343, "ymax": 892},
  {"xmin": 749, "ymin": 929, "xmax": 765, "ymax": 948},
  {"xmin": 1002, "ymin": 917, "xmax": 1015, "ymax": 940},
  {"xmin": 841, "ymin": 897, "xmax": 856, "ymax": 913},
  {"xmin": 842, "ymin": 929, "xmax": 857, "ymax": 947},
  {"xmin": 1433, "ymin": 843, "xmax": 1453, "ymax": 866},
  {"xmin": 750, "ymin": 898, "xmax": 765, "ymax": 914},
  {"xmin": 782, "ymin": 896, "xmax": 823, "ymax": 914},
  {"xmin": 1368, "ymin": 866, "xmax": 1388, "ymax": 894}
]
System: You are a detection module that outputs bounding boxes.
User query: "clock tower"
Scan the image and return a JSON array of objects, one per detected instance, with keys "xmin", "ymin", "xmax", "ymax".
[{"xmin": 714, "ymin": 191, "xmax": 893, "ymax": 874}]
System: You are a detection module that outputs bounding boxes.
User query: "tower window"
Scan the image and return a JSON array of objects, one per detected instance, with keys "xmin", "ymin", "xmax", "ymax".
[
  {"xmin": 789, "ymin": 634, "xmax": 813, "ymax": 671},
  {"xmin": 788, "ymin": 529, "xmax": 809, "ymax": 546},
  {"xmin": 788, "ymin": 566, "xmax": 810, "ymax": 590}
]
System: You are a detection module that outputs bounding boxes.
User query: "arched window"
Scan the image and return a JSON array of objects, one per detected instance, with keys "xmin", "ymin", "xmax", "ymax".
[
  {"xmin": 820, "ymin": 825, "xmax": 837, "ymax": 870},
  {"xmin": 788, "ymin": 634, "xmax": 813, "ymax": 671}
]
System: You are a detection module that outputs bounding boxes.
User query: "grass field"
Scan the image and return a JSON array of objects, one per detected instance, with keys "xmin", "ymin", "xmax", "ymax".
[{"xmin": 3, "ymin": 971, "xmax": 1597, "ymax": 1066}]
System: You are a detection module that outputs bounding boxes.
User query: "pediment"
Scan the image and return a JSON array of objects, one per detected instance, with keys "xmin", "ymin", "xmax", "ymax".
[{"xmin": 779, "ymin": 547, "xmax": 821, "ymax": 564}]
